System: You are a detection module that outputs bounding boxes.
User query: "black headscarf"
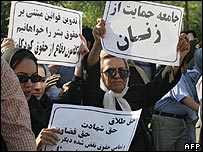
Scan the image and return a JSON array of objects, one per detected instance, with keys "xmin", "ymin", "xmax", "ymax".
[{"xmin": 1, "ymin": 47, "xmax": 37, "ymax": 70}]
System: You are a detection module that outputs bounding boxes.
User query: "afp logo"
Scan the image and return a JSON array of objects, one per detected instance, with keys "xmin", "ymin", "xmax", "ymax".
[{"xmin": 184, "ymin": 143, "xmax": 201, "ymax": 150}]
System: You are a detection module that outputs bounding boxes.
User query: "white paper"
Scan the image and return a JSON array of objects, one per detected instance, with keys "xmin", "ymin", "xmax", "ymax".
[
  {"xmin": 8, "ymin": 1, "xmax": 83, "ymax": 67},
  {"xmin": 42, "ymin": 104, "xmax": 142, "ymax": 151},
  {"xmin": 101, "ymin": 1, "xmax": 184, "ymax": 66}
]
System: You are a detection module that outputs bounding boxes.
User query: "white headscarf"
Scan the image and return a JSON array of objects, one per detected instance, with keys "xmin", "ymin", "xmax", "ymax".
[{"xmin": 100, "ymin": 77, "xmax": 132, "ymax": 111}]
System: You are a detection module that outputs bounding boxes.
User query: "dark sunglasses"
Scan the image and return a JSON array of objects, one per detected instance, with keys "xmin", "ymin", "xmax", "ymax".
[
  {"xmin": 102, "ymin": 67, "xmax": 129, "ymax": 79},
  {"xmin": 17, "ymin": 74, "xmax": 42, "ymax": 83}
]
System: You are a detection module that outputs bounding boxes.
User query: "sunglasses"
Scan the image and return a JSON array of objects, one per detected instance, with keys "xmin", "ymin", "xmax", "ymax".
[
  {"xmin": 17, "ymin": 74, "xmax": 42, "ymax": 83},
  {"xmin": 102, "ymin": 67, "xmax": 129, "ymax": 79}
]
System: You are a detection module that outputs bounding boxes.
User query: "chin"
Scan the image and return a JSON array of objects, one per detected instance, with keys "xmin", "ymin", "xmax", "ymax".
[
  {"xmin": 26, "ymin": 95, "xmax": 31, "ymax": 101},
  {"xmin": 112, "ymin": 88, "xmax": 123, "ymax": 93},
  {"xmin": 36, "ymin": 96, "xmax": 42, "ymax": 100},
  {"xmin": 112, "ymin": 86, "xmax": 124, "ymax": 93}
]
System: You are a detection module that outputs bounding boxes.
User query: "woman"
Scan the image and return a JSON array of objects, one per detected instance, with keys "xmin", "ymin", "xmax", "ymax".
[
  {"xmin": 65, "ymin": 18, "xmax": 190, "ymax": 151},
  {"xmin": 1, "ymin": 47, "xmax": 62, "ymax": 151},
  {"xmin": 32, "ymin": 64, "xmax": 53, "ymax": 117}
]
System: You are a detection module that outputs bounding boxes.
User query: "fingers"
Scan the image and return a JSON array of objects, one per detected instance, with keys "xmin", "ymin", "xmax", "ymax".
[
  {"xmin": 48, "ymin": 64, "xmax": 58, "ymax": 75},
  {"xmin": 177, "ymin": 33, "xmax": 187, "ymax": 51},
  {"xmin": 177, "ymin": 33, "xmax": 190, "ymax": 52},
  {"xmin": 41, "ymin": 128, "xmax": 61, "ymax": 144},
  {"xmin": 177, "ymin": 33, "xmax": 190, "ymax": 64},
  {"xmin": 43, "ymin": 128, "xmax": 62, "ymax": 136},
  {"xmin": 1, "ymin": 38, "xmax": 15, "ymax": 54},
  {"xmin": 1, "ymin": 38, "xmax": 15, "ymax": 46},
  {"xmin": 62, "ymin": 81, "xmax": 72, "ymax": 92},
  {"xmin": 46, "ymin": 74, "xmax": 60, "ymax": 83},
  {"xmin": 59, "ymin": 81, "xmax": 73, "ymax": 97},
  {"xmin": 93, "ymin": 18, "xmax": 106, "ymax": 44},
  {"xmin": 96, "ymin": 18, "xmax": 106, "ymax": 38},
  {"xmin": 79, "ymin": 34, "xmax": 87, "ymax": 46},
  {"xmin": 36, "ymin": 128, "xmax": 62, "ymax": 151},
  {"xmin": 45, "ymin": 74, "xmax": 60, "ymax": 89},
  {"xmin": 46, "ymin": 81, "xmax": 58, "ymax": 89},
  {"xmin": 78, "ymin": 34, "xmax": 89, "ymax": 56}
]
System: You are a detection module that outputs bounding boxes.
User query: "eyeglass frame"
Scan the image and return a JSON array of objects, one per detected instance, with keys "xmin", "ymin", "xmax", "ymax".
[
  {"xmin": 101, "ymin": 67, "xmax": 130, "ymax": 79},
  {"xmin": 16, "ymin": 74, "xmax": 42, "ymax": 83}
]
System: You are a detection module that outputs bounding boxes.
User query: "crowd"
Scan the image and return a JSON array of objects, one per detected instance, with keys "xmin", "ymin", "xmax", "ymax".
[{"xmin": 1, "ymin": 13, "xmax": 202, "ymax": 151}]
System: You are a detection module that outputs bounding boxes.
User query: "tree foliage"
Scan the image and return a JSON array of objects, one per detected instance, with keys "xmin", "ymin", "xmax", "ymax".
[
  {"xmin": 1, "ymin": 1, "xmax": 11, "ymax": 37},
  {"xmin": 1, "ymin": 1, "xmax": 202, "ymax": 41},
  {"xmin": 155, "ymin": 1, "xmax": 202, "ymax": 40}
]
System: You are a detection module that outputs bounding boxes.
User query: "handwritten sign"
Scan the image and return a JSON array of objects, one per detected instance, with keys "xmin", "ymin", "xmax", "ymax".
[
  {"xmin": 43, "ymin": 104, "xmax": 142, "ymax": 151},
  {"xmin": 101, "ymin": 1, "xmax": 184, "ymax": 66},
  {"xmin": 8, "ymin": 1, "xmax": 83, "ymax": 67}
]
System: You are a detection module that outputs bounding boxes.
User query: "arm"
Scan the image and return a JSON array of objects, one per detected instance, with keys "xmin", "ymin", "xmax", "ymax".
[
  {"xmin": 143, "ymin": 34, "xmax": 190, "ymax": 106},
  {"xmin": 58, "ymin": 34, "xmax": 89, "ymax": 103},
  {"xmin": 172, "ymin": 33, "xmax": 190, "ymax": 76},
  {"xmin": 86, "ymin": 18, "xmax": 105, "ymax": 69},
  {"xmin": 181, "ymin": 96, "xmax": 199, "ymax": 112},
  {"xmin": 74, "ymin": 34, "xmax": 90, "ymax": 77},
  {"xmin": 87, "ymin": 19, "xmax": 190, "ymax": 77},
  {"xmin": 133, "ymin": 65, "xmax": 182, "ymax": 108}
]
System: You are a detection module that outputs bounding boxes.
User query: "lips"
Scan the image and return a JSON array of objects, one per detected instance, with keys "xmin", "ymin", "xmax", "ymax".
[
  {"xmin": 112, "ymin": 80, "xmax": 123, "ymax": 84},
  {"xmin": 24, "ymin": 90, "xmax": 32, "ymax": 97},
  {"xmin": 32, "ymin": 93, "xmax": 41, "ymax": 97}
]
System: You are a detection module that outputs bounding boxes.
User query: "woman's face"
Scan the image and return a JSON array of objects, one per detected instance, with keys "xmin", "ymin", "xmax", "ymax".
[
  {"xmin": 32, "ymin": 66, "xmax": 46, "ymax": 100},
  {"xmin": 101, "ymin": 57, "xmax": 129, "ymax": 93},
  {"xmin": 14, "ymin": 58, "xmax": 37, "ymax": 101}
]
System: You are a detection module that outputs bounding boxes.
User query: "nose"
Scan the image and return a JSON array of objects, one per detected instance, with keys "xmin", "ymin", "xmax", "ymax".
[
  {"xmin": 114, "ymin": 70, "xmax": 120, "ymax": 78},
  {"xmin": 34, "ymin": 82, "xmax": 41, "ymax": 89}
]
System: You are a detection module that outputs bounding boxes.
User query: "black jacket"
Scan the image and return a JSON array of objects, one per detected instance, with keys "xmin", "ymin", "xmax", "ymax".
[
  {"xmin": 28, "ymin": 95, "xmax": 52, "ymax": 138},
  {"xmin": 64, "ymin": 53, "xmax": 182, "ymax": 151}
]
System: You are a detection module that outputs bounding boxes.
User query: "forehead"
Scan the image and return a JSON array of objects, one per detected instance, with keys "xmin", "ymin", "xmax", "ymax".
[
  {"xmin": 102, "ymin": 57, "xmax": 126, "ymax": 69},
  {"xmin": 13, "ymin": 58, "xmax": 37, "ymax": 74}
]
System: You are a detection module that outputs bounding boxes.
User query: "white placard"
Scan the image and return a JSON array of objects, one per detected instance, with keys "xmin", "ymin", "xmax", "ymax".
[
  {"xmin": 8, "ymin": 1, "xmax": 83, "ymax": 67},
  {"xmin": 43, "ymin": 104, "xmax": 142, "ymax": 151},
  {"xmin": 102, "ymin": 1, "xmax": 184, "ymax": 66}
]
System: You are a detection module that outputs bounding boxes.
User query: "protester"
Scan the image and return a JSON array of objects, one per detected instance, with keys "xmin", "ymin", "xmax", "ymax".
[
  {"xmin": 151, "ymin": 51, "xmax": 200, "ymax": 151},
  {"xmin": 48, "ymin": 64, "xmax": 74, "ymax": 88},
  {"xmin": 1, "ymin": 34, "xmax": 89, "ymax": 149},
  {"xmin": 185, "ymin": 48, "xmax": 202, "ymax": 103},
  {"xmin": 127, "ymin": 60, "xmax": 154, "ymax": 149},
  {"xmin": 128, "ymin": 60, "xmax": 157, "ymax": 135},
  {"xmin": 181, "ymin": 29, "xmax": 199, "ymax": 70},
  {"xmin": 1, "ymin": 58, "xmax": 37, "ymax": 151},
  {"xmin": 1, "ymin": 47, "xmax": 62, "ymax": 151},
  {"xmin": 54, "ymin": 34, "xmax": 89, "ymax": 104},
  {"xmin": 63, "ymin": 18, "xmax": 190, "ymax": 151},
  {"xmin": 46, "ymin": 26, "xmax": 94, "ymax": 93},
  {"xmin": 32, "ymin": 64, "xmax": 53, "ymax": 118}
]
